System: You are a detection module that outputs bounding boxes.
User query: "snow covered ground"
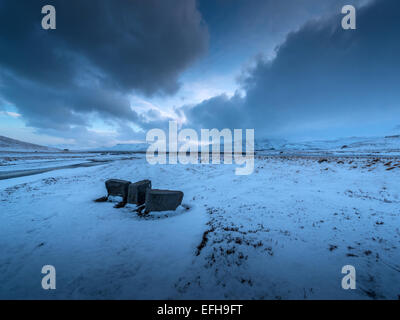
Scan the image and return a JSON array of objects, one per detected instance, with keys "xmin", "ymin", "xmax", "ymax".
[
  {"xmin": 0, "ymin": 152, "xmax": 142, "ymax": 180},
  {"xmin": 0, "ymin": 150, "xmax": 399, "ymax": 299},
  {"xmin": 256, "ymin": 135, "xmax": 400, "ymax": 156}
]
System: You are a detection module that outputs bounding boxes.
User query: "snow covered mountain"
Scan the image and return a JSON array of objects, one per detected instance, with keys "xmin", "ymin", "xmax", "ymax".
[
  {"xmin": 255, "ymin": 136, "xmax": 400, "ymax": 153},
  {"xmin": 93, "ymin": 135, "xmax": 400, "ymax": 154},
  {"xmin": 0, "ymin": 135, "xmax": 60, "ymax": 152},
  {"xmin": 3, "ymin": 134, "xmax": 400, "ymax": 154},
  {"xmin": 91, "ymin": 143, "xmax": 150, "ymax": 152}
]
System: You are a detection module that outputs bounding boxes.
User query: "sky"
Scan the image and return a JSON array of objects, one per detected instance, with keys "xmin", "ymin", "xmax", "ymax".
[{"xmin": 0, "ymin": 0, "xmax": 399, "ymax": 148}]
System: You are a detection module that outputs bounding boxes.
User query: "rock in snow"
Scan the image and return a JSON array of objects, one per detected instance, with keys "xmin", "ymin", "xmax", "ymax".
[
  {"xmin": 145, "ymin": 189, "xmax": 184, "ymax": 213},
  {"xmin": 105, "ymin": 179, "xmax": 131, "ymax": 201},
  {"xmin": 104, "ymin": 179, "xmax": 183, "ymax": 213},
  {"xmin": 127, "ymin": 180, "xmax": 152, "ymax": 205}
]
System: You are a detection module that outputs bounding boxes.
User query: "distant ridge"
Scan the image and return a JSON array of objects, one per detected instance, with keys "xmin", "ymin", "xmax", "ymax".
[
  {"xmin": 93, "ymin": 136, "xmax": 400, "ymax": 153},
  {"xmin": 0, "ymin": 135, "xmax": 60, "ymax": 152},
  {"xmin": 91, "ymin": 143, "xmax": 149, "ymax": 152},
  {"xmin": 255, "ymin": 136, "xmax": 400, "ymax": 153}
]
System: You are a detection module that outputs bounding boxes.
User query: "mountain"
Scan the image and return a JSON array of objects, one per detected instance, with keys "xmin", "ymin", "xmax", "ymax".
[
  {"xmin": 91, "ymin": 143, "xmax": 150, "ymax": 152},
  {"xmin": 255, "ymin": 136, "xmax": 400, "ymax": 153},
  {"xmin": 4, "ymin": 134, "xmax": 398, "ymax": 154},
  {"xmin": 283, "ymin": 136, "xmax": 400, "ymax": 152},
  {"xmin": 0, "ymin": 135, "xmax": 60, "ymax": 152},
  {"xmin": 254, "ymin": 138, "xmax": 288, "ymax": 151},
  {"xmin": 95, "ymin": 136, "xmax": 400, "ymax": 154}
]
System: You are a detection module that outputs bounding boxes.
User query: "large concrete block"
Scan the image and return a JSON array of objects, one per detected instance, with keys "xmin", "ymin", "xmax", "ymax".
[
  {"xmin": 127, "ymin": 180, "xmax": 151, "ymax": 205},
  {"xmin": 105, "ymin": 179, "xmax": 131, "ymax": 201},
  {"xmin": 145, "ymin": 189, "xmax": 184, "ymax": 213}
]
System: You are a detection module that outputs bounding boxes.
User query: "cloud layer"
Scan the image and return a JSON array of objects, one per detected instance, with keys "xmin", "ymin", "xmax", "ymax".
[
  {"xmin": 184, "ymin": 0, "xmax": 400, "ymax": 139},
  {"xmin": 1, "ymin": 0, "xmax": 399, "ymax": 145},
  {"xmin": 0, "ymin": 0, "xmax": 208, "ymax": 143}
]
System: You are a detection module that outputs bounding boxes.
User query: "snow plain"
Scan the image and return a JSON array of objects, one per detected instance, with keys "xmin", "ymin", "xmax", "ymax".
[{"xmin": 0, "ymin": 147, "xmax": 399, "ymax": 299}]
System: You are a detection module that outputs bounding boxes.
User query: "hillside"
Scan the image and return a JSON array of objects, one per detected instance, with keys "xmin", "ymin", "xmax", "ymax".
[
  {"xmin": 91, "ymin": 143, "xmax": 149, "ymax": 152},
  {"xmin": 256, "ymin": 136, "xmax": 400, "ymax": 153},
  {"xmin": 0, "ymin": 135, "xmax": 60, "ymax": 152}
]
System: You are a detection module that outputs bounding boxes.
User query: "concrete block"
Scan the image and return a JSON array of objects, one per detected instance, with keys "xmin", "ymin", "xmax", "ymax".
[
  {"xmin": 145, "ymin": 189, "xmax": 183, "ymax": 213},
  {"xmin": 105, "ymin": 179, "xmax": 131, "ymax": 201},
  {"xmin": 127, "ymin": 180, "xmax": 152, "ymax": 205}
]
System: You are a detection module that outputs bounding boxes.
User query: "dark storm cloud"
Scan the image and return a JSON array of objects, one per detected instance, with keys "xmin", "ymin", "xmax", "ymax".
[
  {"xmin": 185, "ymin": 0, "xmax": 400, "ymax": 138},
  {"xmin": 0, "ymin": 0, "xmax": 207, "ymax": 94},
  {"xmin": 0, "ymin": 0, "xmax": 207, "ymax": 141},
  {"xmin": 197, "ymin": 0, "xmax": 369, "ymax": 73},
  {"xmin": 183, "ymin": 93, "xmax": 245, "ymax": 130},
  {"xmin": 0, "ymin": 73, "xmax": 138, "ymax": 130}
]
